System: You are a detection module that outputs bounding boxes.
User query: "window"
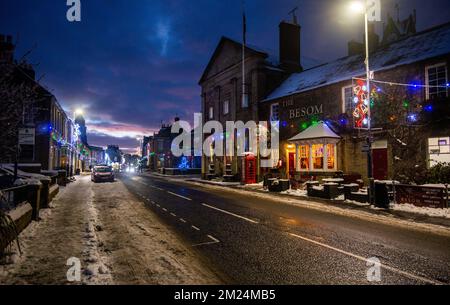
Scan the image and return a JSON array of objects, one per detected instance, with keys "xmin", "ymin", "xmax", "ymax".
[
  {"xmin": 312, "ymin": 144, "xmax": 324, "ymax": 170},
  {"xmin": 209, "ymin": 106, "xmax": 214, "ymax": 119},
  {"xmin": 299, "ymin": 145, "xmax": 309, "ymax": 170},
  {"xmin": 270, "ymin": 103, "xmax": 279, "ymax": 121},
  {"xmin": 426, "ymin": 63, "xmax": 448, "ymax": 100},
  {"xmin": 428, "ymin": 137, "xmax": 450, "ymax": 167},
  {"xmin": 342, "ymin": 86, "xmax": 353, "ymax": 113},
  {"xmin": 242, "ymin": 94, "xmax": 249, "ymax": 108},
  {"xmin": 223, "ymin": 100, "xmax": 229, "ymax": 115},
  {"xmin": 327, "ymin": 144, "xmax": 336, "ymax": 170}
]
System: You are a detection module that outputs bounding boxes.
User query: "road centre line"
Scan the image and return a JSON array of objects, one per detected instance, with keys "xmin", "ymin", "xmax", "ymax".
[
  {"xmin": 170, "ymin": 212, "xmax": 177, "ymax": 217},
  {"xmin": 191, "ymin": 225, "xmax": 200, "ymax": 231},
  {"xmin": 202, "ymin": 203, "xmax": 259, "ymax": 224},
  {"xmin": 180, "ymin": 218, "xmax": 187, "ymax": 223},
  {"xmin": 192, "ymin": 234, "xmax": 220, "ymax": 247},
  {"xmin": 288, "ymin": 232, "xmax": 441, "ymax": 285},
  {"xmin": 167, "ymin": 191, "xmax": 192, "ymax": 201},
  {"xmin": 162, "ymin": 208, "xmax": 168, "ymax": 212}
]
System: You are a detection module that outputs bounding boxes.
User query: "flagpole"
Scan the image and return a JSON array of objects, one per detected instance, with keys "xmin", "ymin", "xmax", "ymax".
[{"xmin": 242, "ymin": 0, "xmax": 246, "ymax": 110}]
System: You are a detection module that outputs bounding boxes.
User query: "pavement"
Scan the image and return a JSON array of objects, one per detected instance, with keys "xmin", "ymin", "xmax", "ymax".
[
  {"xmin": 0, "ymin": 175, "xmax": 220, "ymax": 285},
  {"xmin": 120, "ymin": 172, "xmax": 450, "ymax": 285}
]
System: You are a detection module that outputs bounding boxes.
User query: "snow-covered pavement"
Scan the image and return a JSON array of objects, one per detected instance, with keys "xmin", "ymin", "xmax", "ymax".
[{"xmin": 0, "ymin": 175, "xmax": 220, "ymax": 285}]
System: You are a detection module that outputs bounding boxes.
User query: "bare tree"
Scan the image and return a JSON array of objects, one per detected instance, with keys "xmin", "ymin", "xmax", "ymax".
[{"xmin": 0, "ymin": 62, "xmax": 39, "ymax": 164}]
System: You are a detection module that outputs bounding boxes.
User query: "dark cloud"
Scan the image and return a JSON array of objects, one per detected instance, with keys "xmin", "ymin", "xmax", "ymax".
[{"xmin": 1, "ymin": 0, "xmax": 449, "ymax": 151}]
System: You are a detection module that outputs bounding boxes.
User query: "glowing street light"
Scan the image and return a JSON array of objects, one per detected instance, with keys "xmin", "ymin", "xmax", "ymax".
[
  {"xmin": 75, "ymin": 108, "xmax": 84, "ymax": 116},
  {"xmin": 349, "ymin": 1, "xmax": 365, "ymax": 13}
]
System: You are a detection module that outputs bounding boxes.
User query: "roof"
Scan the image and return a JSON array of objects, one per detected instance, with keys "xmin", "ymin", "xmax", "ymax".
[
  {"xmin": 199, "ymin": 36, "xmax": 270, "ymax": 84},
  {"xmin": 264, "ymin": 21, "xmax": 450, "ymax": 102},
  {"xmin": 288, "ymin": 122, "xmax": 341, "ymax": 144}
]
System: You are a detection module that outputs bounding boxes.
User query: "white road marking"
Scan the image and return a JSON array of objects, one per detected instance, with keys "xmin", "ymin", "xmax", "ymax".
[
  {"xmin": 170, "ymin": 213, "xmax": 177, "ymax": 217},
  {"xmin": 151, "ymin": 200, "xmax": 155, "ymax": 204},
  {"xmin": 202, "ymin": 203, "xmax": 259, "ymax": 224},
  {"xmin": 149, "ymin": 185, "xmax": 164, "ymax": 191},
  {"xmin": 167, "ymin": 191, "xmax": 192, "ymax": 201},
  {"xmin": 179, "ymin": 218, "xmax": 187, "ymax": 223},
  {"xmin": 162, "ymin": 208, "xmax": 168, "ymax": 212},
  {"xmin": 156, "ymin": 204, "xmax": 160, "ymax": 208},
  {"xmin": 288, "ymin": 233, "xmax": 441, "ymax": 285},
  {"xmin": 191, "ymin": 225, "xmax": 200, "ymax": 231},
  {"xmin": 192, "ymin": 234, "xmax": 220, "ymax": 247}
]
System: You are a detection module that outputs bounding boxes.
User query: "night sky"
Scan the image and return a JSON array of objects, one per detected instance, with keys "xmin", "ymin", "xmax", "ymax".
[{"xmin": 1, "ymin": 0, "xmax": 449, "ymax": 153}]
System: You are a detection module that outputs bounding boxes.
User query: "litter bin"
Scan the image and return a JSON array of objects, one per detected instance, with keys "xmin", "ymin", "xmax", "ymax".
[{"xmin": 374, "ymin": 182, "xmax": 389, "ymax": 208}]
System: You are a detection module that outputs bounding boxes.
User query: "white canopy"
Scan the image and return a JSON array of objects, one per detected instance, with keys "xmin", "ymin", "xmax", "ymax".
[{"xmin": 288, "ymin": 121, "xmax": 341, "ymax": 145}]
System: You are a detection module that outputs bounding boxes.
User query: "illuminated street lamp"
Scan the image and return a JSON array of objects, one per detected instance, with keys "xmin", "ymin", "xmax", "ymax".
[
  {"xmin": 75, "ymin": 108, "xmax": 84, "ymax": 116},
  {"xmin": 349, "ymin": 0, "xmax": 381, "ymax": 204}
]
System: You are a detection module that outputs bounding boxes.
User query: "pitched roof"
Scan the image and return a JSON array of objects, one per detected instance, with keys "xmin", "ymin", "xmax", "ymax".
[
  {"xmin": 264, "ymin": 21, "xmax": 450, "ymax": 102},
  {"xmin": 198, "ymin": 36, "xmax": 269, "ymax": 84},
  {"xmin": 288, "ymin": 122, "xmax": 341, "ymax": 144}
]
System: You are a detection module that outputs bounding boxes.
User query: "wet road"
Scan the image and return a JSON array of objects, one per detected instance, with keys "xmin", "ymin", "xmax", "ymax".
[{"xmin": 120, "ymin": 173, "xmax": 450, "ymax": 285}]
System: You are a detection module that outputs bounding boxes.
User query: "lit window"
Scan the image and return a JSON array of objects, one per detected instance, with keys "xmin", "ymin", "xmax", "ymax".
[
  {"xmin": 428, "ymin": 137, "xmax": 450, "ymax": 167},
  {"xmin": 209, "ymin": 106, "xmax": 214, "ymax": 119},
  {"xmin": 327, "ymin": 144, "xmax": 336, "ymax": 170},
  {"xmin": 299, "ymin": 145, "xmax": 309, "ymax": 170},
  {"xmin": 223, "ymin": 100, "xmax": 229, "ymax": 115},
  {"xmin": 426, "ymin": 63, "xmax": 448, "ymax": 100},
  {"xmin": 342, "ymin": 86, "xmax": 353, "ymax": 113},
  {"xmin": 270, "ymin": 103, "xmax": 280, "ymax": 121},
  {"xmin": 312, "ymin": 144, "xmax": 324, "ymax": 170}
]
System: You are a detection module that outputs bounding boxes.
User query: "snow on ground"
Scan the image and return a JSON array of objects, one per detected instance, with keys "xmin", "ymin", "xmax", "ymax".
[
  {"xmin": 0, "ymin": 175, "xmax": 220, "ymax": 285},
  {"xmin": 391, "ymin": 204, "xmax": 450, "ymax": 219},
  {"xmin": 181, "ymin": 178, "xmax": 450, "ymax": 237}
]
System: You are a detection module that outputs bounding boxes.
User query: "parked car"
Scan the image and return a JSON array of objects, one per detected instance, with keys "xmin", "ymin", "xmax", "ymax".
[{"xmin": 91, "ymin": 166, "xmax": 114, "ymax": 183}]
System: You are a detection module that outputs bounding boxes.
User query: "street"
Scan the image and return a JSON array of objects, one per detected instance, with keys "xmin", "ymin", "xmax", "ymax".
[
  {"xmin": 0, "ymin": 175, "xmax": 220, "ymax": 285},
  {"xmin": 119, "ymin": 173, "xmax": 450, "ymax": 285}
]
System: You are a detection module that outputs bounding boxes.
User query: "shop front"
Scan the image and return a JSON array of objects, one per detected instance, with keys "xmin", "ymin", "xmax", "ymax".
[{"xmin": 287, "ymin": 121, "xmax": 341, "ymax": 180}]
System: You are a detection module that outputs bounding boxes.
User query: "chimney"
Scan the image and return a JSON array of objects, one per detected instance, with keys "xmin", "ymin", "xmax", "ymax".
[
  {"xmin": 0, "ymin": 34, "xmax": 15, "ymax": 63},
  {"xmin": 279, "ymin": 20, "xmax": 302, "ymax": 73}
]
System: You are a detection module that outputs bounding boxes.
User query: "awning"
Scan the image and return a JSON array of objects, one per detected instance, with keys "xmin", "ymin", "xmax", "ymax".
[{"xmin": 288, "ymin": 121, "xmax": 341, "ymax": 145}]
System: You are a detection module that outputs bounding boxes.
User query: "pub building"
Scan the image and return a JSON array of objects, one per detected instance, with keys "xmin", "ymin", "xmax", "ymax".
[{"xmin": 259, "ymin": 17, "xmax": 450, "ymax": 182}]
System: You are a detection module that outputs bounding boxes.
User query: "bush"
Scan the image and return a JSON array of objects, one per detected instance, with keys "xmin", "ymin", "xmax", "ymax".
[{"xmin": 427, "ymin": 162, "xmax": 450, "ymax": 184}]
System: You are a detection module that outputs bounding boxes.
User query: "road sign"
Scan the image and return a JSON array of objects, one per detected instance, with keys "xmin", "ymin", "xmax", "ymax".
[
  {"xmin": 18, "ymin": 128, "xmax": 35, "ymax": 145},
  {"xmin": 362, "ymin": 144, "xmax": 370, "ymax": 153}
]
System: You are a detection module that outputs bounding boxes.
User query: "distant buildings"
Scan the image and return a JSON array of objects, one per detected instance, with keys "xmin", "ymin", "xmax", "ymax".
[{"xmin": 143, "ymin": 117, "xmax": 201, "ymax": 172}]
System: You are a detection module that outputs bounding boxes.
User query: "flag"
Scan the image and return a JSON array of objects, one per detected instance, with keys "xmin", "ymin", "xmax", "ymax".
[{"xmin": 367, "ymin": 0, "xmax": 381, "ymax": 22}]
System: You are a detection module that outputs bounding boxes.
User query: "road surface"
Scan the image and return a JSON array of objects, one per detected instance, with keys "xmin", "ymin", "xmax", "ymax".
[{"xmin": 120, "ymin": 173, "xmax": 450, "ymax": 285}]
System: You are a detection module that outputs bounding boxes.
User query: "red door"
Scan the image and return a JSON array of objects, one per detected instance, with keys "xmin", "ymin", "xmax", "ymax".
[
  {"xmin": 289, "ymin": 152, "xmax": 296, "ymax": 178},
  {"xmin": 372, "ymin": 148, "xmax": 388, "ymax": 180}
]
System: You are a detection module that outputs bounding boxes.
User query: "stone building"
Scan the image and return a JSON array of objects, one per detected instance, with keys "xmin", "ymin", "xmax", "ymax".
[
  {"xmin": 0, "ymin": 34, "xmax": 80, "ymax": 173},
  {"xmin": 259, "ymin": 20, "xmax": 450, "ymax": 182},
  {"xmin": 199, "ymin": 18, "xmax": 303, "ymax": 180}
]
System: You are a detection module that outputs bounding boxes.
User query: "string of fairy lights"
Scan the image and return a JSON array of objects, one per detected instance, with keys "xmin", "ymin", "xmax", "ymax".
[
  {"xmin": 280, "ymin": 76, "xmax": 448, "ymax": 132},
  {"xmin": 351, "ymin": 77, "xmax": 449, "ymax": 126},
  {"xmin": 352, "ymin": 77, "xmax": 450, "ymax": 89}
]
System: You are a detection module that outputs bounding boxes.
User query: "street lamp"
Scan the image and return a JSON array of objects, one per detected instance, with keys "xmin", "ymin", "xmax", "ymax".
[
  {"xmin": 350, "ymin": 0, "xmax": 375, "ymax": 204},
  {"xmin": 349, "ymin": 1, "xmax": 365, "ymax": 13},
  {"xmin": 75, "ymin": 108, "xmax": 83, "ymax": 116}
]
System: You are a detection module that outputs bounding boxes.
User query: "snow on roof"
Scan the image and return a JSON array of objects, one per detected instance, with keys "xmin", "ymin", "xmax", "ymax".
[
  {"xmin": 288, "ymin": 122, "xmax": 341, "ymax": 143},
  {"xmin": 264, "ymin": 22, "xmax": 450, "ymax": 102}
]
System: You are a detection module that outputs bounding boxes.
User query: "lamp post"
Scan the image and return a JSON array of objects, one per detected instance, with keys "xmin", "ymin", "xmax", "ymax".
[{"xmin": 350, "ymin": 1, "xmax": 376, "ymax": 204}]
